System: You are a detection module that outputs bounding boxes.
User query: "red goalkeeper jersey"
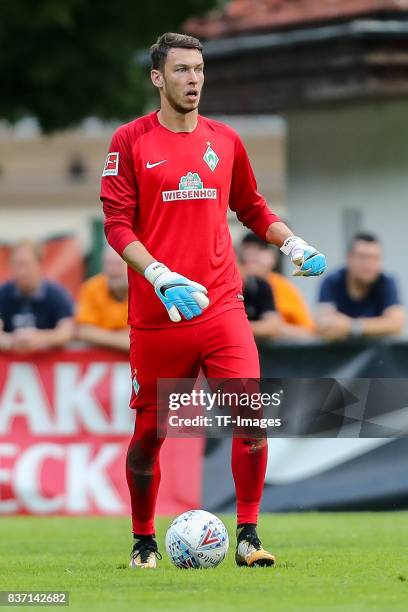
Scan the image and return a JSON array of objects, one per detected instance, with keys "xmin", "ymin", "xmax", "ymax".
[{"xmin": 100, "ymin": 110, "xmax": 280, "ymax": 328}]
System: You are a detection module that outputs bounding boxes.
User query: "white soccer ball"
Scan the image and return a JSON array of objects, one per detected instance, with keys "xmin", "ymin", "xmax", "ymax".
[{"xmin": 165, "ymin": 509, "xmax": 229, "ymax": 569}]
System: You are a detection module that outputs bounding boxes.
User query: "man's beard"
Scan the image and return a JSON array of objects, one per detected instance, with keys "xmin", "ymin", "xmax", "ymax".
[{"xmin": 166, "ymin": 89, "xmax": 199, "ymax": 115}]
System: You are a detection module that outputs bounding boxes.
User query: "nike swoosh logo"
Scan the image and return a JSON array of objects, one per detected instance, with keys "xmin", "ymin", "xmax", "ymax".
[{"xmin": 146, "ymin": 160, "xmax": 167, "ymax": 169}]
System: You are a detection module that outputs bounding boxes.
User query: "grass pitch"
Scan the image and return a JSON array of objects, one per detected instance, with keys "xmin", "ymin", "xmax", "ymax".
[{"xmin": 0, "ymin": 513, "xmax": 407, "ymax": 611}]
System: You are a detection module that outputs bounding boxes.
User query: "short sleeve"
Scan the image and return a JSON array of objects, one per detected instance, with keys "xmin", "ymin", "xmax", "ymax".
[
  {"xmin": 50, "ymin": 284, "xmax": 74, "ymax": 322},
  {"xmin": 318, "ymin": 275, "xmax": 337, "ymax": 304},
  {"xmin": 75, "ymin": 281, "xmax": 100, "ymax": 326},
  {"xmin": 256, "ymin": 277, "xmax": 276, "ymax": 317},
  {"xmin": 380, "ymin": 275, "xmax": 400, "ymax": 311},
  {"xmin": 271, "ymin": 275, "xmax": 315, "ymax": 330}
]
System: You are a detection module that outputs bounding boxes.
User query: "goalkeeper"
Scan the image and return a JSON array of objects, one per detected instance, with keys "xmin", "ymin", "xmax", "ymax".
[{"xmin": 101, "ymin": 32, "xmax": 326, "ymax": 569}]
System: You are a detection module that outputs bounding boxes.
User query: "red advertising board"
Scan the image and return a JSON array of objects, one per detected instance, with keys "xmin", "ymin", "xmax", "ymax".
[{"xmin": 0, "ymin": 349, "xmax": 203, "ymax": 516}]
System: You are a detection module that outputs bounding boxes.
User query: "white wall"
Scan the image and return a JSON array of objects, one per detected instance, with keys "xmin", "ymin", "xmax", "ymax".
[
  {"xmin": 0, "ymin": 123, "xmax": 112, "ymax": 250},
  {"xmin": 285, "ymin": 100, "xmax": 408, "ymax": 319}
]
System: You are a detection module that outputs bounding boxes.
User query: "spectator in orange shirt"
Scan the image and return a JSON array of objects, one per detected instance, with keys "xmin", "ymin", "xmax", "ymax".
[
  {"xmin": 239, "ymin": 233, "xmax": 316, "ymax": 338},
  {"xmin": 76, "ymin": 246, "xmax": 129, "ymax": 352}
]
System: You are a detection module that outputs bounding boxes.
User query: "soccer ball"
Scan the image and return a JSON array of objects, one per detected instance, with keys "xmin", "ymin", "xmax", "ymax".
[{"xmin": 165, "ymin": 509, "xmax": 229, "ymax": 569}]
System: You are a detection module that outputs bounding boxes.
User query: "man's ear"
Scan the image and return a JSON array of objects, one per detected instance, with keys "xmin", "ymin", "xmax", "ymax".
[{"xmin": 151, "ymin": 69, "xmax": 164, "ymax": 89}]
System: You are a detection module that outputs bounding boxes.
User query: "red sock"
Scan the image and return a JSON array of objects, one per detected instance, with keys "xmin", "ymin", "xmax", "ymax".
[
  {"xmin": 126, "ymin": 410, "xmax": 165, "ymax": 535},
  {"xmin": 231, "ymin": 437, "xmax": 268, "ymax": 525}
]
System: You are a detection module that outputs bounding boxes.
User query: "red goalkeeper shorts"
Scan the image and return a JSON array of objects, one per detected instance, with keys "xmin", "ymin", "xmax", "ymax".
[{"xmin": 129, "ymin": 307, "xmax": 259, "ymax": 411}]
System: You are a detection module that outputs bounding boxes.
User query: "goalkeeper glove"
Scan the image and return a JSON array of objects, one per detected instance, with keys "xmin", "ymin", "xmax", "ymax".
[
  {"xmin": 280, "ymin": 236, "xmax": 327, "ymax": 276},
  {"xmin": 144, "ymin": 262, "xmax": 210, "ymax": 322}
]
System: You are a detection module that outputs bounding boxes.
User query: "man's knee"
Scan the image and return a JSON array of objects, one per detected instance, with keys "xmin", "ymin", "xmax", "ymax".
[
  {"xmin": 242, "ymin": 438, "xmax": 267, "ymax": 453},
  {"xmin": 127, "ymin": 426, "xmax": 164, "ymax": 471}
]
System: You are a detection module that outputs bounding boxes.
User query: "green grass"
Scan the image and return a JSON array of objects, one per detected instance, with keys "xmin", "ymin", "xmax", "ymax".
[{"xmin": 0, "ymin": 513, "xmax": 407, "ymax": 611}]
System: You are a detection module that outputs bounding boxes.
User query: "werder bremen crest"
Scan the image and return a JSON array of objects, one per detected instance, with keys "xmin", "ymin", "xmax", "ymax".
[
  {"xmin": 179, "ymin": 172, "xmax": 203, "ymax": 190},
  {"xmin": 203, "ymin": 142, "xmax": 219, "ymax": 172}
]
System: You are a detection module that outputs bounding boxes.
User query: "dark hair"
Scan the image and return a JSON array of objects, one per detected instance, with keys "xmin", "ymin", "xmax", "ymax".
[
  {"xmin": 348, "ymin": 232, "xmax": 381, "ymax": 252},
  {"xmin": 150, "ymin": 32, "xmax": 203, "ymax": 71},
  {"xmin": 241, "ymin": 232, "xmax": 269, "ymax": 250}
]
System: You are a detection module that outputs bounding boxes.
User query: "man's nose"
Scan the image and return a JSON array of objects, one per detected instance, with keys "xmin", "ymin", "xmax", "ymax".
[{"xmin": 188, "ymin": 69, "xmax": 199, "ymax": 83}]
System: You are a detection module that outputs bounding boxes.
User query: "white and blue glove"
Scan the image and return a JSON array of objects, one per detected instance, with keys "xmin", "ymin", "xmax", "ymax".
[
  {"xmin": 144, "ymin": 262, "xmax": 210, "ymax": 322},
  {"xmin": 280, "ymin": 236, "xmax": 327, "ymax": 276}
]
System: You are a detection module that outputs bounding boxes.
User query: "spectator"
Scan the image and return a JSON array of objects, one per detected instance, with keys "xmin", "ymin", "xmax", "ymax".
[
  {"xmin": 317, "ymin": 233, "xmax": 405, "ymax": 341},
  {"xmin": 239, "ymin": 233, "xmax": 316, "ymax": 338},
  {"xmin": 76, "ymin": 246, "xmax": 129, "ymax": 352},
  {"xmin": 0, "ymin": 240, "xmax": 74, "ymax": 352},
  {"xmin": 240, "ymin": 266, "xmax": 281, "ymax": 340}
]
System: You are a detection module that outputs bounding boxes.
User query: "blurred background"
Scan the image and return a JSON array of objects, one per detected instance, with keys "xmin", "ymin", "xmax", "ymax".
[{"xmin": 1, "ymin": 1, "xmax": 408, "ymax": 518}]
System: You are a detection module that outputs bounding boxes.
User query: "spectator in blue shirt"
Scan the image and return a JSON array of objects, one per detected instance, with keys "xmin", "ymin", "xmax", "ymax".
[
  {"xmin": 0, "ymin": 240, "xmax": 74, "ymax": 352},
  {"xmin": 317, "ymin": 233, "xmax": 405, "ymax": 341}
]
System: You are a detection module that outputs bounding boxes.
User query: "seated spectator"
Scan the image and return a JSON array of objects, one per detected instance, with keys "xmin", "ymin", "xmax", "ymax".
[
  {"xmin": 239, "ymin": 233, "xmax": 316, "ymax": 338},
  {"xmin": 240, "ymin": 267, "xmax": 281, "ymax": 340},
  {"xmin": 317, "ymin": 233, "xmax": 405, "ymax": 341},
  {"xmin": 0, "ymin": 240, "xmax": 74, "ymax": 352},
  {"xmin": 76, "ymin": 246, "xmax": 129, "ymax": 352}
]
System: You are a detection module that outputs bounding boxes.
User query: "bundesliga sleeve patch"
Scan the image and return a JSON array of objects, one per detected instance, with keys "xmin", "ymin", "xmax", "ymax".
[{"xmin": 102, "ymin": 152, "xmax": 119, "ymax": 176}]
